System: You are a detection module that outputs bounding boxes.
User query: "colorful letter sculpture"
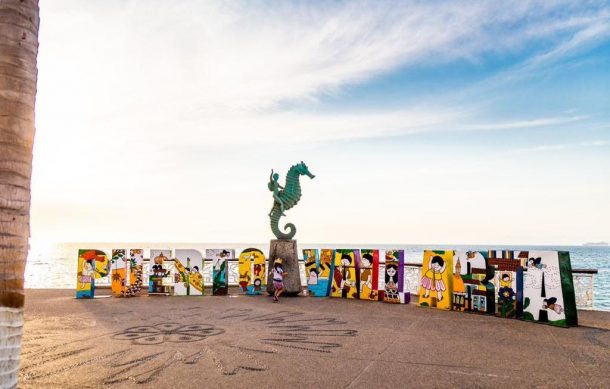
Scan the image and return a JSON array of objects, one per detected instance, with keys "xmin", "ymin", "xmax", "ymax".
[
  {"xmin": 303, "ymin": 249, "xmax": 334, "ymax": 297},
  {"xmin": 238, "ymin": 248, "xmax": 266, "ymax": 295},
  {"xmin": 383, "ymin": 249, "xmax": 409, "ymax": 303},
  {"xmin": 73, "ymin": 245, "xmax": 578, "ymax": 328},
  {"xmin": 76, "ymin": 249, "xmax": 109, "ymax": 299},
  {"xmin": 418, "ymin": 250, "xmax": 453, "ymax": 309},
  {"xmin": 319, "ymin": 249, "xmax": 334, "ymax": 296},
  {"xmin": 174, "ymin": 249, "xmax": 204, "ymax": 296},
  {"xmin": 520, "ymin": 251, "xmax": 577, "ymax": 327},
  {"xmin": 331, "ymin": 249, "xmax": 360, "ymax": 299},
  {"xmin": 451, "ymin": 251, "xmax": 495, "ymax": 314},
  {"xmin": 149, "ymin": 249, "xmax": 174, "ymax": 295},
  {"xmin": 420, "ymin": 249, "xmax": 577, "ymax": 327},
  {"xmin": 359, "ymin": 249, "xmax": 379, "ymax": 301},
  {"xmin": 208, "ymin": 249, "xmax": 233, "ymax": 295},
  {"xmin": 111, "ymin": 249, "xmax": 144, "ymax": 297},
  {"xmin": 489, "ymin": 250, "xmax": 523, "ymax": 318}
]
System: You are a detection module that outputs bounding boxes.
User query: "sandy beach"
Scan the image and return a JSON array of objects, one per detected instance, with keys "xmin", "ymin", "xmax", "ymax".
[{"xmin": 20, "ymin": 289, "xmax": 610, "ymax": 388}]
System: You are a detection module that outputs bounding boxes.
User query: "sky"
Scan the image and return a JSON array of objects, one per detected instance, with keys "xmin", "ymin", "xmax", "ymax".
[{"xmin": 31, "ymin": 0, "xmax": 610, "ymax": 245}]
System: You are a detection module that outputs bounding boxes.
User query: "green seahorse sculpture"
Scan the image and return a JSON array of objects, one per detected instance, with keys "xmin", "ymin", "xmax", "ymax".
[{"xmin": 268, "ymin": 161, "xmax": 315, "ymax": 240}]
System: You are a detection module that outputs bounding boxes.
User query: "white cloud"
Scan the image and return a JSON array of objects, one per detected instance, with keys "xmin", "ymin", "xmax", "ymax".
[
  {"xmin": 508, "ymin": 139, "xmax": 610, "ymax": 154},
  {"xmin": 461, "ymin": 116, "xmax": 587, "ymax": 131},
  {"xmin": 526, "ymin": 8, "xmax": 610, "ymax": 67},
  {"xmin": 30, "ymin": 1, "xmax": 610, "ymax": 243},
  {"xmin": 34, "ymin": 0, "xmax": 610, "ymax": 167},
  {"xmin": 510, "ymin": 144, "xmax": 568, "ymax": 154},
  {"xmin": 37, "ymin": 0, "xmax": 610, "ymax": 115},
  {"xmin": 581, "ymin": 140, "xmax": 610, "ymax": 147}
]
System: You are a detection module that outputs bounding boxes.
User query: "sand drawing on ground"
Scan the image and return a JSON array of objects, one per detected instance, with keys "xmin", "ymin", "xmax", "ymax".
[
  {"xmin": 20, "ymin": 306, "xmax": 358, "ymax": 386},
  {"xmin": 219, "ymin": 308, "xmax": 358, "ymax": 354},
  {"xmin": 112, "ymin": 323, "xmax": 224, "ymax": 345}
]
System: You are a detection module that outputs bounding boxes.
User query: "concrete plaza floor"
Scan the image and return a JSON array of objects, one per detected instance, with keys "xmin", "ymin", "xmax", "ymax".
[{"xmin": 19, "ymin": 289, "xmax": 610, "ymax": 388}]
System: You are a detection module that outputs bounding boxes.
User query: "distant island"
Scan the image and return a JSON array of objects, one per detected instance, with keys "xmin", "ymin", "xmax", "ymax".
[{"xmin": 583, "ymin": 242, "xmax": 609, "ymax": 246}]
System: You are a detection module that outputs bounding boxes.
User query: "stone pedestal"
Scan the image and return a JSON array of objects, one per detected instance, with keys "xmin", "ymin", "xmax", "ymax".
[{"xmin": 267, "ymin": 239, "xmax": 301, "ymax": 296}]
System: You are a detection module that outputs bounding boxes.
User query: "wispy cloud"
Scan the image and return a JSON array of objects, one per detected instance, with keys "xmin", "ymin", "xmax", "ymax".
[
  {"xmin": 526, "ymin": 8, "xmax": 610, "ymax": 67},
  {"xmin": 581, "ymin": 140, "xmax": 610, "ymax": 147},
  {"xmin": 461, "ymin": 116, "xmax": 587, "ymax": 132},
  {"xmin": 38, "ymin": 0, "xmax": 610, "ymax": 115},
  {"xmin": 34, "ymin": 0, "xmax": 610, "ymax": 178},
  {"xmin": 31, "ymin": 1, "xmax": 610, "ymax": 243},
  {"xmin": 509, "ymin": 139, "xmax": 610, "ymax": 154},
  {"xmin": 511, "ymin": 144, "xmax": 568, "ymax": 154}
]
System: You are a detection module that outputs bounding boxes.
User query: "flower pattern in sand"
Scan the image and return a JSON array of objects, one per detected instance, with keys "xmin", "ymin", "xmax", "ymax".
[{"xmin": 113, "ymin": 323, "xmax": 224, "ymax": 345}]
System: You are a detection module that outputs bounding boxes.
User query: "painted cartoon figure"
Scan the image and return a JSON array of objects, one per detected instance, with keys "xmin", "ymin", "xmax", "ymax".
[
  {"xmin": 212, "ymin": 250, "xmax": 230, "ymax": 294},
  {"xmin": 420, "ymin": 255, "xmax": 447, "ymax": 301},
  {"xmin": 152, "ymin": 264, "xmax": 168, "ymax": 278},
  {"xmin": 79, "ymin": 260, "xmax": 95, "ymax": 289},
  {"xmin": 191, "ymin": 266, "xmax": 200, "ymax": 276},
  {"xmin": 320, "ymin": 250, "xmax": 332, "ymax": 278},
  {"xmin": 268, "ymin": 170, "xmax": 286, "ymax": 217},
  {"xmin": 77, "ymin": 249, "xmax": 110, "ymax": 298},
  {"xmin": 239, "ymin": 270, "xmax": 250, "ymax": 291},
  {"xmin": 360, "ymin": 253, "xmax": 373, "ymax": 297},
  {"xmin": 500, "ymin": 273, "xmax": 512, "ymax": 288},
  {"xmin": 130, "ymin": 249, "xmax": 143, "ymax": 263},
  {"xmin": 308, "ymin": 268, "xmax": 319, "ymax": 285},
  {"xmin": 527, "ymin": 257, "xmax": 546, "ymax": 269},
  {"xmin": 171, "ymin": 253, "xmax": 204, "ymax": 296},
  {"xmin": 385, "ymin": 263, "xmax": 399, "ymax": 301},
  {"xmin": 214, "ymin": 250, "xmax": 231, "ymax": 269},
  {"xmin": 543, "ymin": 297, "xmax": 564, "ymax": 314},
  {"xmin": 254, "ymin": 263, "xmax": 262, "ymax": 277},
  {"xmin": 304, "ymin": 256, "xmax": 317, "ymax": 284},
  {"xmin": 340, "ymin": 254, "xmax": 353, "ymax": 298},
  {"xmin": 253, "ymin": 278, "xmax": 262, "ymax": 292},
  {"xmin": 332, "ymin": 265, "xmax": 342, "ymax": 294}
]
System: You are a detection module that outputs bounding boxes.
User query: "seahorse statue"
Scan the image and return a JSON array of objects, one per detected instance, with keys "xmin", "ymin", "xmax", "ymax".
[{"xmin": 268, "ymin": 161, "xmax": 315, "ymax": 240}]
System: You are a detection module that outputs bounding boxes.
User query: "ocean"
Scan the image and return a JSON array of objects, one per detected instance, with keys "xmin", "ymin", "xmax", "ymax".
[{"xmin": 25, "ymin": 242, "xmax": 610, "ymax": 311}]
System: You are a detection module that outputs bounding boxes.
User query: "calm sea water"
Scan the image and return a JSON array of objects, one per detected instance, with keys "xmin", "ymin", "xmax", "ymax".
[{"xmin": 25, "ymin": 242, "xmax": 610, "ymax": 311}]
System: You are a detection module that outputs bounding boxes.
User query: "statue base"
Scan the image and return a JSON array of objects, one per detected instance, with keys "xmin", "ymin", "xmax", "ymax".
[{"xmin": 267, "ymin": 239, "xmax": 301, "ymax": 296}]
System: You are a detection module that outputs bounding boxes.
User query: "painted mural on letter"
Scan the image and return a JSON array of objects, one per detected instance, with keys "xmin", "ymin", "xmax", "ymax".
[
  {"xmin": 451, "ymin": 250, "xmax": 495, "ymax": 314},
  {"xmin": 238, "ymin": 248, "xmax": 266, "ymax": 295},
  {"xmin": 331, "ymin": 249, "xmax": 360, "ymax": 299},
  {"xmin": 208, "ymin": 249, "xmax": 233, "ymax": 296},
  {"xmin": 174, "ymin": 249, "xmax": 204, "ymax": 296},
  {"xmin": 488, "ymin": 250, "xmax": 523, "ymax": 318},
  {"xmin": 149, "ymin": 249, "xmax": 174, "ymax": 295},
  {"xmin": 418, "ymin": 250, "xmax": 452, "ymax": 309},
  {"xmin": 520, "ymin": 251, "xmax": 577, "ymax": 327},
  {"xmin": 303, "ymin": 249, "xmax": 334, "ymax": 297},
  {"xmin": 76, "ymin": 249, "xmax": 109, "ymax": 299},
  {"xmin": 111, "ymin": 249, "xmax": 144, "ymax": 297},
  {"xmin": 359, "ymin": 249, "xmax": 379, "ymax": 301}
]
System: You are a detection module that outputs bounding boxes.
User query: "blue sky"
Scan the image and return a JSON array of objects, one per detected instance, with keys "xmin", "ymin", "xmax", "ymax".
[{"xmin": 31, "ymin": 0, "xmax": 610, "ymax": 245}]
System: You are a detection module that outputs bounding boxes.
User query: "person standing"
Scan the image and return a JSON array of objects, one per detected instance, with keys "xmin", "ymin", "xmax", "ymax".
[{"xmin": 270, "ymin": 258, "xmax": 287, "ymax": 303}]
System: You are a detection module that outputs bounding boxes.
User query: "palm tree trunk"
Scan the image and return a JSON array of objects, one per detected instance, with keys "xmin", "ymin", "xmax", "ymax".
[{"xmin": 0, "ymin": 0, "xmax": 40, "ymax": 387}]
